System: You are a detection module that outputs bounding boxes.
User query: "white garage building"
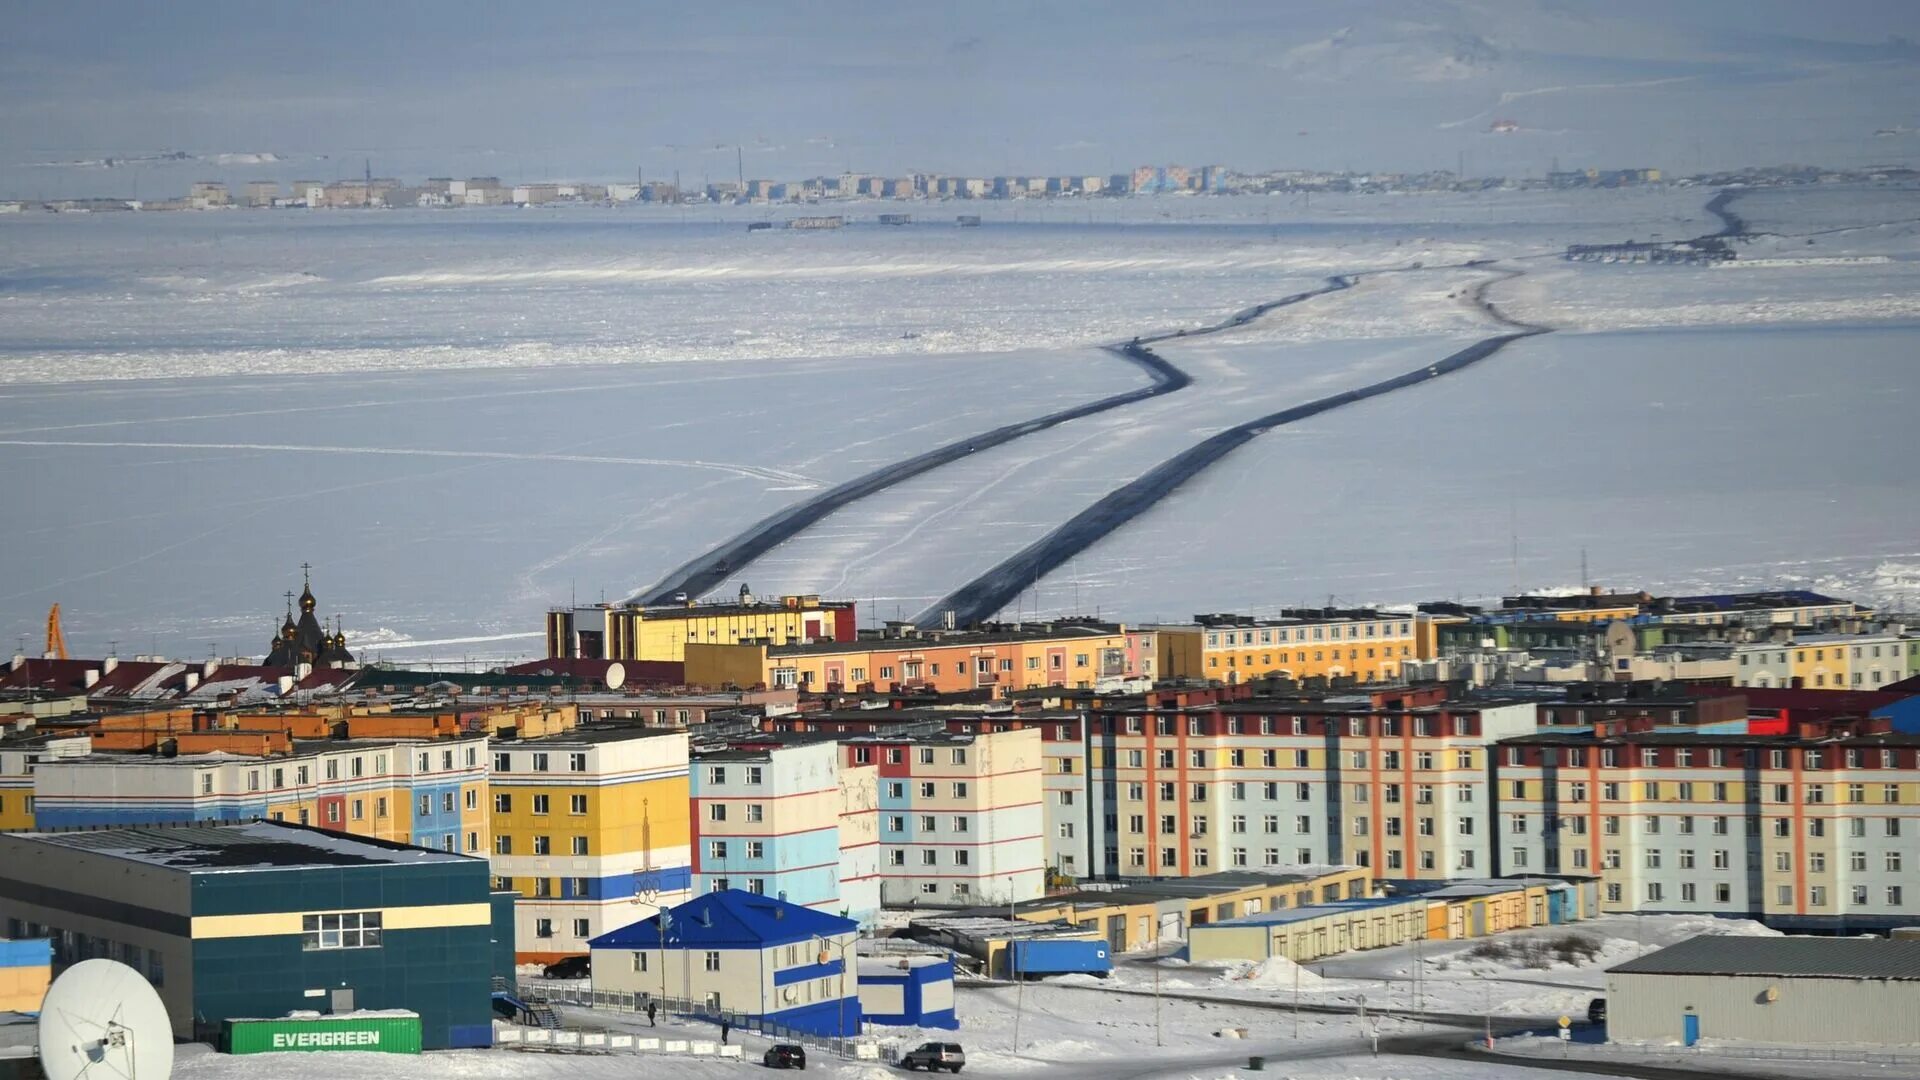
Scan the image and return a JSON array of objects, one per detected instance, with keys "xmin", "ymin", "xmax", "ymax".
[{"xmin": 1606, "ymin": 935, "xmax": 1920, "ymax": 1048}]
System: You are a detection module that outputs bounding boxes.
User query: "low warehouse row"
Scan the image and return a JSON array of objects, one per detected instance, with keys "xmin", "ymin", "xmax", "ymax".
[{"xmin": 1189, "ymin": 878, "xmax": 1594, "ymax": 964}]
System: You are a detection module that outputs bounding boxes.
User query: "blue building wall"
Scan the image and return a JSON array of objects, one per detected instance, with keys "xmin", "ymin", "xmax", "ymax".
[
  {"xmin": 408, "ymin": 778, "xmax": 465, "ymax": 850},
  {"xmin": 859, "ymin": 958, "xmax": 958, "ymax": 1030},
  {"xmin": 1873, "ymin": 696, "xmax": 1920, "ymax": 734}
]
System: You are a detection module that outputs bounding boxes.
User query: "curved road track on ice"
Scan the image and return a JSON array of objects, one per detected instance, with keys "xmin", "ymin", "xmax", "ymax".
[
  {"xmin": 918, "ymin": 267, "xmax": 1553, "ymax": 627},
  {"xmin": 631, "ymin": 276, "xmax": 1356, "ymax": 605}
]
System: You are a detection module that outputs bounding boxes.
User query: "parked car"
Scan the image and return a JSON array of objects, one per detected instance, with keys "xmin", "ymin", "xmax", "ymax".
[
  {"xmin": 541, "ymin": 955, "xmax": 590, "ymax": 980},
  {"xmin": 764, "ymin": 1043, "xmax": 807, "ymax": 1069},
  {"xmin": 900, "ymin": 1042, "xmax": 965, "ymax": 1072},
  {"xmin": 1587, "ymin": 997, "xmax": 1607, "ymax": 1023}
]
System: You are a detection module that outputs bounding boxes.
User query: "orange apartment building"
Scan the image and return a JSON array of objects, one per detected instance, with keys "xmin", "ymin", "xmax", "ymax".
[{"xmin": 683, "ymin": 621, "xmax": 1151, "ymax": 695}]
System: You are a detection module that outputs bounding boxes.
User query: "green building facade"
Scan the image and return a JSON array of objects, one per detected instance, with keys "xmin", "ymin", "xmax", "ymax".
[{"xmin": 0, "ymin": 820, "xmax": 509, "ymax": 1050}]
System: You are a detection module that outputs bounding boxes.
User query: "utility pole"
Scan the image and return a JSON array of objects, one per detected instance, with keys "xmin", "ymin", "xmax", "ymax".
[{"xmin": 1154, "ymin": 954, "xmax": 1163, "ymax": 1046}]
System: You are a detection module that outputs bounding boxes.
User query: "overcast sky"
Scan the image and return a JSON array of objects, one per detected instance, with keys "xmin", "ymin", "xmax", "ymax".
[{"xmin": 4, "ymin": 0, "xmax": 1918, "ymax": 194}]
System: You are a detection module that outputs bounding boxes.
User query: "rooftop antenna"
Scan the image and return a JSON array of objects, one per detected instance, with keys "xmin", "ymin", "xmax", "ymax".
[
  {"xmin": 364, "ymin": 158, "xmax": 372, "ymax": 207},
  {"xmin": 737, "ymin": 145, "xmax": 745, "ymax": 192},
  {"xmin": 1580, "ymin": 547, "xmax": 1589, "ymax": 590}
]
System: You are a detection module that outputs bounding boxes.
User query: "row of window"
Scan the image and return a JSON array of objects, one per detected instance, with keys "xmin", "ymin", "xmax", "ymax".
[
  {"xmin": 1604, "ymin": 881, "xmax": 1908, "ymax": 909},
  {"xmin": 533, "ymin": 917, "xmax": 595, "ymax": 940},
  {"xmin": 1118, "ymin": 845, "xmax": 1476, "ymax": 873},
  {"xmin": 844, "ymin": 746, "xmax": 972, "ymax": 767},
  {"xmin": 1206, "ymin": 621, "xmax": 1412, "ymax": 646},
  {"xmin": 498, "ymin": 875, "xmax": 592, "ymax": 899},
  {"xmin": 494, "ymin": 793, "xmax": 590, "ymax": 815},
  {"xmin": 1120, "ymin": 747, "xmax": 1477, "ymax": 770},
  {"xmin": 1510, "ymin": 745, "xmax": 1917, "ymax": 770},
  {"xmin": 1510, "ymin": 812, "xmax": 1906, "ymax": 841},
  {"xmin": 1513, "ymin": 780, "xmax": 1911, "ymax": 804},
  {"xmin": 1106, "ymin": 714, "xmax": 1474, "ymax": 738},
  {"xmin": 882, "ymin": 815, "xmax": 973, "ymax": 834},
  {"xmin": 1208, "ymin": 647, "xmax": 1412, "ymax": 668},
  {"xmin": 1739, "ymin": 642, "xmax": 1914, "ymax": 663},
  {"xmin": 495, "ymin": 751, "xmax": 592, "ymax": 773},
  {"xmin": 1113, "ymin": 780, "xmax": 1479, "ymax": 805},
  {"xmin": 494, "ymin": 834, "xmax": 592, "ymax": 856}
]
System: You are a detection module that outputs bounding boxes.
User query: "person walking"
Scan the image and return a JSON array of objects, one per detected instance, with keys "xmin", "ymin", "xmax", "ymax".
[
  {"xmin": 720, "ymin": 1019, "xmax": 731, "ymax": 1045},
  {"xmin": 646, "ymin": 1001, "xmax": 657, "ymax": 1027}
]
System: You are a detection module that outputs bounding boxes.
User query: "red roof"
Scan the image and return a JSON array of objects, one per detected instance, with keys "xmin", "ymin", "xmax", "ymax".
[{"xmin": 1733, "ymin": 686, "xmax": 1912, "ymax": 719}]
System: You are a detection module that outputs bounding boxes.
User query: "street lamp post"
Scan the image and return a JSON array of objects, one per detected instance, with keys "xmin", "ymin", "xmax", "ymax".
[{"xmin": 818, "ymin": 934, "xmax": 858, "ymax": 1043}]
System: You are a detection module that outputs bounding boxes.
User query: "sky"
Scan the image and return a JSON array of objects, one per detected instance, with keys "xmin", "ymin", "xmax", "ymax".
[{"xmin": 3, "ymin": 0, "xmax": 1919, "ymax": 196}]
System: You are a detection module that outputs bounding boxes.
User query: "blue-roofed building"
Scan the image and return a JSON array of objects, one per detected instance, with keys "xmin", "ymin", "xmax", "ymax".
[
  {"xmin": 1187, "ymin": 895, "xmax": 1427, "ymax": 964},
  {"xmin": 588, "ymin": 889, "xmax": 860, "ymax": 1036}
]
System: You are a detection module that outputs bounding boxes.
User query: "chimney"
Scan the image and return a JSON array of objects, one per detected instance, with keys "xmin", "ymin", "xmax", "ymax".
[
  {"xmin": 84, "ymin": 668, "xmax": 100, "ymax": 688},
  {"xmin": 9, "ymin": 654, "xmax": 23, "ymax": 671},
  {"xmin": 204, "ymin": 659, "xmax": 220, "ymax": 678},
  {"xmin": 277, "ymin": 675, "xmax": 296, "ymax": 695},
  {"xmin": 103, "ymin": 656, "xmax": 119, "ymax": 675},
  {"xmin": 184, "ymin": 672, "xmax": 200, "ymax": 691}
]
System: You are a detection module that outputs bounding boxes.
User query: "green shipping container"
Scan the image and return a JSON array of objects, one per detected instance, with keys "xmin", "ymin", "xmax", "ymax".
[{"xmin": 222, "ymin": 1013, "xmax": 423, "ymax": 1055}]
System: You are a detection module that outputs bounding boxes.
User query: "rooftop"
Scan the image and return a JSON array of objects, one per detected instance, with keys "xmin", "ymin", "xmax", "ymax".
[
  {"xmin": 1609, "ymin": 934, "xmax": 1920, "ymax": 980},
  {"xmin": 1198, "ymin": 895, "xmax": 1424, "ymax": 928},
  {"xmin": 510, "ymin": 724, "xmax": 687, "ymax": 747},
  {"xmin": 764, "ymin": 623, "xmax": 1126, "ymax": 656},
  {"xmin": 591, "ymin": 889, "xmax": 856, "ymax": 951},
  {"xmin": 2, "ymin": 819, "xmax": 476, "ymax": 872}
]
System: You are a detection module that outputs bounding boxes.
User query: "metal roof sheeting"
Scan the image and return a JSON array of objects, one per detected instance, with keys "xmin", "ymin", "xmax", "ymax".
[{"xmin": 1610, "ymin": 934, "xmax": 1920, "ymax": 981}]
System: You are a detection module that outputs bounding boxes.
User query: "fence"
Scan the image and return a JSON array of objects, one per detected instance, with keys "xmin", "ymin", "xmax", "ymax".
[
  {"xmin": 518, "ymin": 977, "xmax": 896, "ymax": 1062},
  {"xmin": 1514, "ymin": 1040, "xmax": 1920, "ymax": 1070},
  {"xmin": 496, "ymin": 1026, "xmax": 745, "ymax": 1059}
]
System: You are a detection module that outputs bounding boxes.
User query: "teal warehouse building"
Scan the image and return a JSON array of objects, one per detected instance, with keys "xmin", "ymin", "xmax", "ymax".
[{"xmin": 0, "ymin": 820, "xmax": 512, "ymax": 1049}]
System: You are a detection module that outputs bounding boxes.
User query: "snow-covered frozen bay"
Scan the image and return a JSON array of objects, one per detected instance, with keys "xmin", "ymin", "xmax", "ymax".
[{"xmin": 3, "ymin": 185, "xmax": 1917, "ymax": 658}]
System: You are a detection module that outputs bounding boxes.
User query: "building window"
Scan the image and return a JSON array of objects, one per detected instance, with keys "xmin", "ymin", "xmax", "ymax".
[
  {"xmin": 535, "ymin": 918, "xmax": 554, "ymax": 939},
  {"xmin": 573, "ymin": 836, "xmax": 589, "ymax": 855},
  {"xmin": 301, "ymin": 912, "xmax": 382, "ymax": 951},
  {"xmin": 705, "ymin": 951, "xmax": 722, "ymax": 972},
  {"xmin": 570, "ymin": 794, "xmax": 588, "ymax": 815},
  {"xmin": 532, "ymin": 794, "xmax": 550, "ymax": 815}
]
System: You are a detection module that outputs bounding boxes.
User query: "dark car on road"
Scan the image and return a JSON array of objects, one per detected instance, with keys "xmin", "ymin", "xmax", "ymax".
[
  {"xmin": 900, "ymin": 1042, "xmax": 965, "ymax": 1072},
  {"xmin": 1587, "ymin": 997, "xmax": 1607, "ymax": 1023},
  {"xmin": 541, "ymin": 955, "xmax": 590, "ymax": 980},
  {"xmin": 764, "ymin": 1043, "xmax": 806, "ymax": 1069}
]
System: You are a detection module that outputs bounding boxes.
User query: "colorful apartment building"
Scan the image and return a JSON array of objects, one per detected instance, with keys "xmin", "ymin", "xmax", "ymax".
[
  {"xmin": 828, "ymin": 728, "xmax": 1045, "ymax": 905},
  {"xmin": 1165, "ymin": 610, "xmax": 1430, "ymax": 685},
  {"xmin": 1732, "ymin": 632, "xmax": 1914, "ymax": 690},
  {"xmin": 690, "ymin": 742, "xmax": 868, "ymax": 920},
  {"xmin": 1076, "ymin": 685, "xmax": 1537, "ymax": 880},
  {"xmin": 488, "ymin": 727, "xmax": 691, "ymax": 962},
  {"xmin": 683, "ymin": 622, "xmax": 1136, "ymax": 695},
  {"xmin": 28, "ymin": 737, "xmax": 490, "ymax": 852},
  {"xmin": 1651, "ymin": 590, "xmax": 1862, "ymax": 627},
  {"xmin": 837, "ymin": 761, "xmax": 881, "ymax": 923},
  {"xmin": 545, "ymin": 591, "xmax": 856, "ymax": 663},
  {"xmin": 1498, "ymin": 717, "xmax": 1920, "ymax": 931}
]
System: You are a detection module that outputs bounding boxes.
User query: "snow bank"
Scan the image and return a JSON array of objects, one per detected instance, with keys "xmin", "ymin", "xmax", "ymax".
[{"xmin": 1221, "ymin": 955, "xmax": 1329, "ymax": 990}]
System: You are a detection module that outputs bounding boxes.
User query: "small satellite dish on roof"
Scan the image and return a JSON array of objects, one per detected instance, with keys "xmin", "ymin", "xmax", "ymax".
[
  {"xmin": 605, "ymin": 661, "xmax": 626, "ymax": 691},
  {"xmin": 37, "ymin": 958, "xmax": 174, "ymax": 1080}
]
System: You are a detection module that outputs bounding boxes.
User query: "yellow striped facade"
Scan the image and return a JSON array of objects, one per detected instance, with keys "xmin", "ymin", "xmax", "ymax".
[{"xmin": 190, "ymin": 902, "xmax": 491, "ymax": 940}]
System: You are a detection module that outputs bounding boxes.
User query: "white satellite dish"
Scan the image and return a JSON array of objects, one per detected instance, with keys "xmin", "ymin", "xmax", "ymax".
[
  {"xmin": 604, "ymin": 661, "xmax": 627, "ymax": 691},
  {"xmin": 37, "ymin": 959, "xmax": 174, "ymax": 1080}
]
